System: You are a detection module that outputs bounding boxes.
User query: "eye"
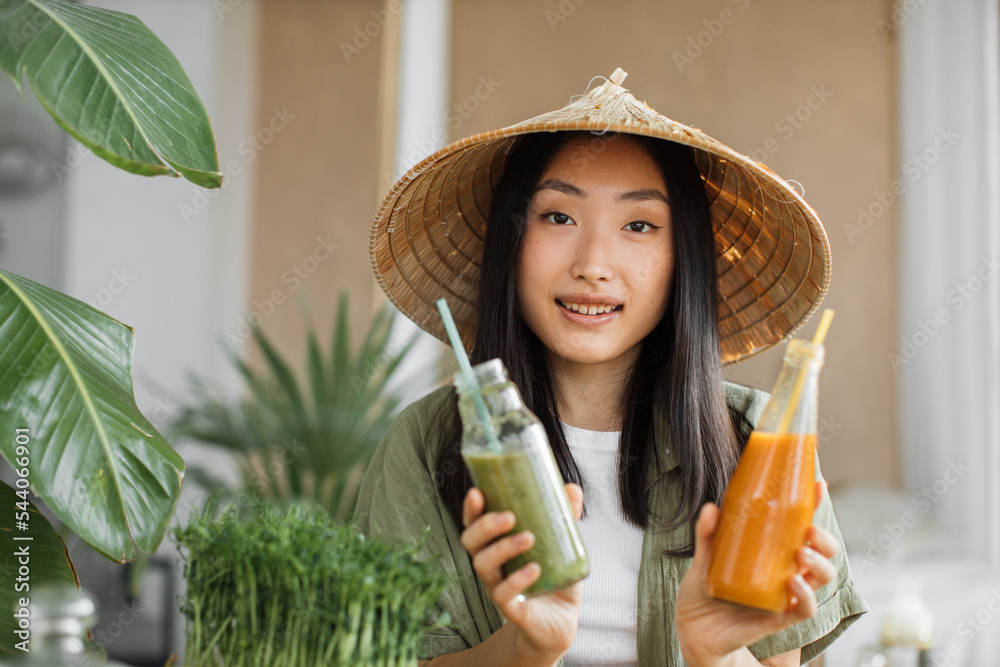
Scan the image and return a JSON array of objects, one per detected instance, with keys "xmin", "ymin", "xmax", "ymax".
[
  {"xmin": 624, "ymin": 220, "xmax": 657, "ymax": 233},
  {"xmin": 542, "ymin": 211, "xmax": 574, "ymax": 225}
]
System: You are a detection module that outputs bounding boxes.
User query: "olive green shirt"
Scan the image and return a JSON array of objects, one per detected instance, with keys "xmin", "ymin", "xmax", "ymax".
[{"xmin": 353, "ymin": 382, "xmax": 868, "ymax": 665}]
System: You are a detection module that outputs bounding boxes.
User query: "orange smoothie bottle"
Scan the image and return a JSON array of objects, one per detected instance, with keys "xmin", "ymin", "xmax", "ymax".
[{"xmin": 706, "ymin": 339, "xmax": 825, "ymax": 613}]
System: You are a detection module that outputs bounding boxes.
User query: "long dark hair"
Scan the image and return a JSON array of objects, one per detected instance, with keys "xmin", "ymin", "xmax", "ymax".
[{"xmin": 433, "ymin": 131, "xmax": 751, "ymax": 556}]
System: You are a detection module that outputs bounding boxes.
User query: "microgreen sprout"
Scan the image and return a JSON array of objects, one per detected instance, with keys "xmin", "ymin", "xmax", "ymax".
[{"xmin": 175, "ymin": 498, "xmax": 450, "ymax": 666}]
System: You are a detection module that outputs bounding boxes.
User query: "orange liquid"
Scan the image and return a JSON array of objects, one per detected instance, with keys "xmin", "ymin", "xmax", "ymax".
[{"xmin": 705, "ymin": 431, "xmax": 816, "ymax": 614}]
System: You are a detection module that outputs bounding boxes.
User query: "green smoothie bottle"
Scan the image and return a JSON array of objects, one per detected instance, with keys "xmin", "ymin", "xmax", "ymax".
[{"xmin": 455, "ymin": 359, "xmax": 589, "ymax": 597}]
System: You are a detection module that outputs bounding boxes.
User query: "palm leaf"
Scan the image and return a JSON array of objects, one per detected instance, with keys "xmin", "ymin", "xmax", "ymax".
[
  {"xmin": 305, "ymin": 314, "xmax": 329, "ymax": 415},
  {"xmin": 251, "ymin": 325, "xmax": 308, "ymax": 419},
  {"xmin": 172, "ymin": 294, "xmax": 423, "ymax": 521},
  {"xmin": 331, "ymin": 292, "xmax": 351, "ymax": 385},
  {"xmin": 0, "ymin": 268, "xmax": 184, "ymax": 562},
  {"xmin": 0, "ymin": 0, "xmax": 221, "ymax": 187}
]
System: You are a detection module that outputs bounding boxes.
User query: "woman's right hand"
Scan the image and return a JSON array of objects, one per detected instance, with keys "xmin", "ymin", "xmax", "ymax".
[{"xmin": 460, "ymin": 483, "xmax": 584, "ymax": 664}]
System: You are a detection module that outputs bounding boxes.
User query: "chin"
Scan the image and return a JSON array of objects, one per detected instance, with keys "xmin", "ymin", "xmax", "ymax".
[{"xmin": 552, "ymin": 346, "xmax": 622, "ymax": 366}]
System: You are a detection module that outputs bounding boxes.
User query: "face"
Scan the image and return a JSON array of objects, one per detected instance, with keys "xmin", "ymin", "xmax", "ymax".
[{"xmin": 517, "ymin": 133, "xmax": 675, "ymax": 371}]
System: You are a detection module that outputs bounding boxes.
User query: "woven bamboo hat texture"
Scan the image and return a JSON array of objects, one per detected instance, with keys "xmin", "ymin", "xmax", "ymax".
[{"xmin": 369, "ymin": 67, "xmax": 831, "ymax": 364}]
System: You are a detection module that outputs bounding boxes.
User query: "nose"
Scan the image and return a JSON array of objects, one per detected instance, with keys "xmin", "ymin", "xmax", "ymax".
[{"xmin": 571, "ymin": 226, "xmax": 615, "ymax": 283}]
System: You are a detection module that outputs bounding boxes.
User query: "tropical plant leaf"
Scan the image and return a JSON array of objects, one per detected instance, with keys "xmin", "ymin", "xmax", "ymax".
[
  {"xmin": 331, "ymin": 292, "xmax": 351, "ymax": 384},
  {"xmin": 251, "ymin": 324, "xmax": 307, "ymax": 418},
  {"xmin": 0, "ymin": 480, "xmax": 78, "ymax": 654},
  {"xmin": 171, "ymin": 293, "xmax": 422, "ymax": 522},
  {"xmin": 0, "ymin": 267, "xmax": 185, "ymax": 562},
  {"xmin": 305, "ymin": 317, "xmax": 329, "ymax": 415},
  {"xmin": 0, "ymin": 0, "xmax": 221, "ymax": 187}
]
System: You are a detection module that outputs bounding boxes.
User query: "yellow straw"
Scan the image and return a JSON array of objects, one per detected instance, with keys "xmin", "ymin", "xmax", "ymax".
[
  {"xmin": 811, "ymin": 309, "xmax": 835, "ymax": 347},
  {"xmin": 776, "ymin": 309, "xmax": 835, "ymax": 433}
]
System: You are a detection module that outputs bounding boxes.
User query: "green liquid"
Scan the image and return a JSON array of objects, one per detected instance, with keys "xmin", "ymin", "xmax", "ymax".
[{"xmin": 464, "ymin": 442, "xmax": 589, "ymax": 597}]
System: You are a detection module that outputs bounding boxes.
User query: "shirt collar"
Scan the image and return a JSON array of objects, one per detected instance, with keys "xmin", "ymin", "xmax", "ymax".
[
  {"xmin": 648, "ymin": 399, "xmax": 679, "ymax": 490},
  {"xmin": 644, "ymin": 381, "xmax": 767, "ymax": 491}
]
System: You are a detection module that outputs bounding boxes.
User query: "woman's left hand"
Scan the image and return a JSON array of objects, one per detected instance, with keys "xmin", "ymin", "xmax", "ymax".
[{"xmin": 675, "ymin": 481, "xmax": 839, "ymax": 666}]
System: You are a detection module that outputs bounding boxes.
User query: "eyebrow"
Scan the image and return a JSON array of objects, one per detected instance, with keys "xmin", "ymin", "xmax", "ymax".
[{"xmin": 534, "ymin": 178, "xmax": 669, "ymax": 204}]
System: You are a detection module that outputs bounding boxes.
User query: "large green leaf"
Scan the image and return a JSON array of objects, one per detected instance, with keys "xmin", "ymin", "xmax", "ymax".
[
  {"xmin": 0, "ymin": 481, "xmax": 78, "ymax": 654},
  {"xmin": 0, "ymin": 267, "xmax": 185, "ymax": 562},
  {"xmin": 0, "ymin": 0, "xmax": 221, "ymax": 187}
]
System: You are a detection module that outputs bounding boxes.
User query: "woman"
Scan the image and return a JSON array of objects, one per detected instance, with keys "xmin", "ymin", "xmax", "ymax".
[{"xmin": 355, "ymin": 69, "xmax": 867, "ymax": 666}]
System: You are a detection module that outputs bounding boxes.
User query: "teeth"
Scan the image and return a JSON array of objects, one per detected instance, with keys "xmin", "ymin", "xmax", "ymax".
[{"xmin": 562, "ymin": 301, "xmax": 620, "ymax": 315}]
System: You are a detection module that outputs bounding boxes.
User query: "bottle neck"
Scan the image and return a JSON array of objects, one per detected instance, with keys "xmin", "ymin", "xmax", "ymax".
[
  {"xmin": 459, "ymin": 384, "xmax": 524, "ymax": 418},
  {"xmin": 454, "ymin": 359, "xmax": 538, "ymax": 451},
  {"xmin": 756, "ymin": 340, "xmax": 825, "ymax": 434},
  {"xmin": 453, "ymin": 358, "xmax": 508, "ymax": 395}
]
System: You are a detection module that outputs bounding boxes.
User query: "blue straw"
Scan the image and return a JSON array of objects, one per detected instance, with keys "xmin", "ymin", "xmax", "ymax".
[{"xmin": 436, "ymin": 298, "xmax": 501, "ymax": 450}]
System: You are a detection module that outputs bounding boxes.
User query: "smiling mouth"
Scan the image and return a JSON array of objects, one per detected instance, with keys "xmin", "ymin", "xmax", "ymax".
[{"xmin": 556, "ymin": 299, "xmax": 624, "ymax": 316}]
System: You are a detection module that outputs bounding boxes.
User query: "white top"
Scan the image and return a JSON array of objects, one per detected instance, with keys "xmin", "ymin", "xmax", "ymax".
[{"xmin": 561, "ymin": 422, "xmax": 644, "ymax": 666}]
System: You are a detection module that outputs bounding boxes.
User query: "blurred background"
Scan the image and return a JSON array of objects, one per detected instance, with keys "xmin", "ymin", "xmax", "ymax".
[{"xmin": 1, "ymin": 0, "xmax": 998, "ymax": 664}]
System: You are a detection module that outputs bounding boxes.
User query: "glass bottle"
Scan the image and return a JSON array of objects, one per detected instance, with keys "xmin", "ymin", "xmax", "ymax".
[
  {"xmin": 0, "ymin": 584, "xmax": 132, "ymax": 666},
  {"xmin": 455, "ymin": 358, "xmax": 589, "ymax": 597},
  {"xmin": 878, "ymin": 577, "xmax": 935, "ymax": 666},
  {"xmin": 706, "ymin": 339, "xmax": 825, "ymax": 613}
]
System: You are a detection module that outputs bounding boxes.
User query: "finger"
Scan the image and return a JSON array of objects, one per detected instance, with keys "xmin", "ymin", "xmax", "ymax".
[
  {"xmin": 785, "ymin": 573, "xmax": 819, "ymax": 622},
  {"xmin": 472, "ymin": 530, "xmax": 535, "ymax": 589},
  {"xmin": 797, "ymin": 545, "xmax": 837, "ymax": 590},
  {"xmin": 492, "ymin": 562, "xmax": 542, "ymax": 616},
  {"xmin": 813, "ymin": 480, "xmax": 827, "ymax": 514},
  {"xmin": 460, "ymin": 509, "xmax": 516, "ymax": 555},
  {"xmin": 463, "ymin": 487, "xmax": 485, "ymax": 528},
  {"xmin": 565, "ymin": 483, "xmax": 584, "ymax": 520},
  {"xmin": 689, "ymin": 503, "xmax": 719, "ymax": 574},
  {"xmin": 805, "ymin": 524, "xmax": 840, "ymax": 559}
]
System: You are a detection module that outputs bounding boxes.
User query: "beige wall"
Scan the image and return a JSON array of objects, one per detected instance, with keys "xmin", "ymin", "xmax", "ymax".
[
  {"xmin": 250, "ymin": 0, "xmax": 388, "ymax": 366},
  {"xmin": 251, "ymin": 0, "xmax": 898, "ymax": 487}
]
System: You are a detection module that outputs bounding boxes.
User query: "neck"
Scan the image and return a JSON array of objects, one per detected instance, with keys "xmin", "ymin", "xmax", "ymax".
[{"xmin": 547, "ymin": 347, "xmax": 639, "ymax": 432}]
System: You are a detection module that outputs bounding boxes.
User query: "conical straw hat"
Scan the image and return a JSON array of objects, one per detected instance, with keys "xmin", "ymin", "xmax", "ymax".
[{"xmin": 370, "ymin": 68, "xmax": 831, "ymax": 364}]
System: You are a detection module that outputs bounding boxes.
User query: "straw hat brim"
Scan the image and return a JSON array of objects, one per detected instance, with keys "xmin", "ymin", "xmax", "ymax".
[{"xmin": 369, "ymin": 69, "xmax": 831, "ymax": 364}]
